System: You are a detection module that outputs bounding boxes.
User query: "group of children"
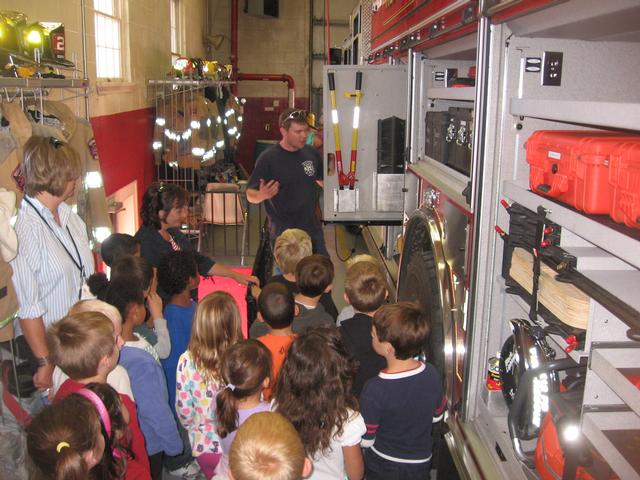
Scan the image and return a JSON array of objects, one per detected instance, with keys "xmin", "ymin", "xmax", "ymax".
[{"xmin": 25, "ymin": 227, "xmax": 444, "ymax": 480}]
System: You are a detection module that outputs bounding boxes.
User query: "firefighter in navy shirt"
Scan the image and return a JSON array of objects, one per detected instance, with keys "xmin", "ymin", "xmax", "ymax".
[{"xmin": 246, "ymin": 108, "xmax": 327, "ymax": 255}]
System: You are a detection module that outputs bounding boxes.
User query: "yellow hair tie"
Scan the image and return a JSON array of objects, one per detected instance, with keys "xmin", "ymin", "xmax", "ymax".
[{"xmin": 56, "ymin": 442, "xmax": 70, "ymax": 453}]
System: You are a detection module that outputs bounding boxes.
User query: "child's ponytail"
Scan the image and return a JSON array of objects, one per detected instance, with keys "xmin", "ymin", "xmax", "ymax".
[
  {"xmin": 215, "ymin": 339, "xmax": 272, "ymax": 438},
  {"xmin": 54, "ymin": 446, "xmax": 91, "ymax": 480},
  {"xmin": 216, "ymin": 385, "xmax": 239, "ymax": 438}
]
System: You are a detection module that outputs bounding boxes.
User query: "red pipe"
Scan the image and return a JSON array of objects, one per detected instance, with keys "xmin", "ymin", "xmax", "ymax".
[
  {"xmin": 231, "ymin": 0, "xmax": 238, "ymax": 95},
  {"xmin": 237, "ymin": 73, "xmax": 296, "ymax": 108}
]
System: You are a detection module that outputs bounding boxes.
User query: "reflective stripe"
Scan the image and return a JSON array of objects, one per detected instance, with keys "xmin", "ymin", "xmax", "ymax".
[{"xmin": 371, "ymin": 446, "xmax": 432, "ymax": 464}]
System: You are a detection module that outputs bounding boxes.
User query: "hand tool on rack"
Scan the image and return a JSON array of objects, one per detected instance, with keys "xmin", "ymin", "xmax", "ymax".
[
  {"xmin": 327, "ymin": 71, "xmax": 347, "ymax": 189},
  {"xmin": 343, "ymin": 71, "xmax": 363, "ymax": 190}
]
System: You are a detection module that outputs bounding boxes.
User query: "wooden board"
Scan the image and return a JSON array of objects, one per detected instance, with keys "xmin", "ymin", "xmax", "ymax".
[{"xmin": 509, "ymin": 247, "xmax": 589, "ymax": 330}]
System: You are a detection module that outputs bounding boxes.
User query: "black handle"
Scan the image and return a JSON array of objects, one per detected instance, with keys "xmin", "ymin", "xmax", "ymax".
[
  {"xmin": 355, "ymin": 71, "xmax": 362, "ymax": 90},
  {"xmin": 328, "ymin": 72, "xmax": 335, "ymax": 90}
]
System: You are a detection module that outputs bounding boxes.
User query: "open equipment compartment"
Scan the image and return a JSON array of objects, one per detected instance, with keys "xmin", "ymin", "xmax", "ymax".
[{"xmin": 464, "ymin": 1, "xmax": 640, "ymax": 478}]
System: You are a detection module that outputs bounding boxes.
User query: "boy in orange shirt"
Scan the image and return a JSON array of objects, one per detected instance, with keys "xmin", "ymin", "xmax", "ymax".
[{"xmin": 256, "ymin": 283, "xmax": 297, "ymax": 399}]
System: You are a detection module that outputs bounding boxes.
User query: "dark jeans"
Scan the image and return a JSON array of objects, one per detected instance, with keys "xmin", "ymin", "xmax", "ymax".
[
  {"xmin": 148, "ymin": 452, "xmax": 163, "ymax": 480},
  {"xmin": 163, "ymin": 419, "xmax": 194, "ymax": 471},
  {"xmin": 308, "ymin": 225, "xmax": 329, "ymax": 256},
  {"xmin": 365, "ymin": 449, "xmax": 431, "ymax": 480}
]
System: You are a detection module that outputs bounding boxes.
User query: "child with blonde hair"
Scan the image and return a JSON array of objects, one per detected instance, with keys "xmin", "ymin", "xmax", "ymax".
[
  {"xmin": 336, "ymin": 254, "xmax": 385, "ymax": 325},
  {"xmin": 229, "ymin": 412, "xmax": 312, "ymax": 480},
  {"xmin": 176, "ymin": 291, "xmax": 244, "ymax": 479},
  {"xmin": 215, "ymin": 339, "xmax": 272, "ymax": 477}
]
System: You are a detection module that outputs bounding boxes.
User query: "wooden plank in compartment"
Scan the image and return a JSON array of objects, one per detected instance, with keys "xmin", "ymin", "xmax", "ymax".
[{"xmin": 509, "ymin": 247, "xmax": 589, "ymax": 330}]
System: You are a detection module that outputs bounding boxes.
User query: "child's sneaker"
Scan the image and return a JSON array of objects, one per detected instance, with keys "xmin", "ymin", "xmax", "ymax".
[{"xmin": 166, "ymin": 460, "xmax": 206, "ymax": 479}]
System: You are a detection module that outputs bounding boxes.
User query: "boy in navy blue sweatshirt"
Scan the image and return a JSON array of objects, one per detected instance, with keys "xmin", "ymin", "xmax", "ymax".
[{"xmin": 360, "ymin": 302, "xmax": 446, "ymax": 480}]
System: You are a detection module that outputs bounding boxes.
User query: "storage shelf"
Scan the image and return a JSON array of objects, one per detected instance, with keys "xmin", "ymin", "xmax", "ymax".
[
  {"xmin": 503, "ymin": 180, "xmax": 640, "ymax": 270},
  {"xmin": 582, "ymin": 409, "xmax": 640, "ymax": 480},
  {"xmin": 510, "ymin": 98, "xmax": 640, "ymax": 132},
  {"xmin": 427, "ymin": 87, "xmax": 476, "ymax": 102},
  {"xmin": 506, "ymin": 289, "xmax": 588, "ymax": 362},
  {"xmin": 591, "ymin": 345, "xmax": 640, "ymax": 417},
  {"xmin": 0, "ymin": 78, "xmax": 89, "ymax": 89}
]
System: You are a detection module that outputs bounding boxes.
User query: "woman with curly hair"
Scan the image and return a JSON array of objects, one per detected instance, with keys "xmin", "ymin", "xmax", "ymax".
[
  {"xmin": 274, "ymin": 326, "xmax": 365, "ymax": 480},
  {"xmin": 134, "ymin": 182, "xmax": 257, "ymax": 289}
]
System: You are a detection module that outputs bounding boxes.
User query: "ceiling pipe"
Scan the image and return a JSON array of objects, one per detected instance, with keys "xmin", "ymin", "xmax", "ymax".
[{"xmin": 237, "ymin": 73, "xmax": 296, "ymax": 108}]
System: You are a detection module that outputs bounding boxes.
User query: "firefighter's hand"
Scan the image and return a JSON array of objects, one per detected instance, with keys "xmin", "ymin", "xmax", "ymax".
[{"xmin": 258, "ymin": 179, "xmax": 279, "ymax": 200}]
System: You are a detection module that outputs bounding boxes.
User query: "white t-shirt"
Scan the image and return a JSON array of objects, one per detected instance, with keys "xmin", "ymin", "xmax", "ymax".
[{"xmin": 308, "ymin": 409, "xmax": 365, "ymax": 480}]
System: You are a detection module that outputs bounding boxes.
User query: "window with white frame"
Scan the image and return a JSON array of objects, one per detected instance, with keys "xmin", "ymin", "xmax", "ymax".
[
  {"xmin": 170, "ymin": 0, "xmax": 184, "ymax": 63},
  {"xmin": 94, "ymin": 0, "xmax": 123, "ymax": 79}
]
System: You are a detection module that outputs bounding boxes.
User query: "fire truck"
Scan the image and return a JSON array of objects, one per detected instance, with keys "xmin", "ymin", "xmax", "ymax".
[{"xmin": 323, "ymin": 1, "xmax": 640, "ymax": 478}]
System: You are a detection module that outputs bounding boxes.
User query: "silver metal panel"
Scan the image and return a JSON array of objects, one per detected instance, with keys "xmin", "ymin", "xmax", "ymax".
[
  {"xmin": 375, "ymin": 174, "xmax": 405, "ymax": 212},
  {"xmin": 591, "ymin": 345, "xmax": 640, "ymax": 416},
  {"xmin": 582, "ymin": 410, "xmax": 640, "ymax": 480},
  {"xmin": 323, "ymin": 64, "xmax": 408, "ymax": 223},
  {"xmin": 333, "ymin": 188, "xmax": 359, "ymax": 213}
]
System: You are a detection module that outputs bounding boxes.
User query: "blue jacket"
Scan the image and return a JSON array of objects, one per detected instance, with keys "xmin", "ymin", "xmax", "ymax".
[{"xmin": 119, "ymin": 346, "xmax": 183, "ymax": 456}]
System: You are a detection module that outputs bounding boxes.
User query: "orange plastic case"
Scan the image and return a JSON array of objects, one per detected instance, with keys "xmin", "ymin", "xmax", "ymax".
[
  {"xmin": 609, "ymin": 142, "xmax": 640, "ymax": 229},
  {"xmin": 526, "ymin": 130, "xmax": 640, "ymax": 228}
]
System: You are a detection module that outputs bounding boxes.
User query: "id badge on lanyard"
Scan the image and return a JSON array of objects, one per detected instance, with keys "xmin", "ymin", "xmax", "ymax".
[{"xmin": 79, "ymin": 269, "xmax": 95, "ymax": 300}]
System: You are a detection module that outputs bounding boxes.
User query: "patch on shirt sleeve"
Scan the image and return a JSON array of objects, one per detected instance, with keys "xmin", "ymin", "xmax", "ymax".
[{"xmin": 302, "ymin": 160, "xmax": 315, "ymax": 177}]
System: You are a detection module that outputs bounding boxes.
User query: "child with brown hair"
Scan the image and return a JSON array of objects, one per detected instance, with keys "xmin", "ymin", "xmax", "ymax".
[
  {"xmin": 27, "ymin": 391, "xmax": 108, "ymax": 480},
  {"xmin": 52, "ymin": 299, "xmax": 133, "ymax": 400},
  {"xmin": 48, "ymin": 311, "xmax": 151, "ymax": 480},
  {"xmin": 215, "ymin": 339, "xmax": 272, "ymax": 477},
  {"xmin": 229, "ymin": 412, "xmax": 313, "ymax": 480},
  {"xmin": 269, "ymin": 228, "xmax": 337, "ymax": 319},
  {"xmin": 292, "ymin": 255, "xmax": 335, "ymax": 333},
  {"xmin": 339, "ymin": 260, "xmax": 388, "ymax": 396},
  {"xmin": 360, "ymin": 302, "xmax": 446, "ymax": 480},
  {"xmin": 274, "ymin": 327, "xmax": 365, "ymax": 480},
  {"xmin": 256, "ymin": 282, "xmax": 297, "ymax": 399},
  {"xmin": 176, "ymin": 291, "xmax": 244, "ymax": 478}
]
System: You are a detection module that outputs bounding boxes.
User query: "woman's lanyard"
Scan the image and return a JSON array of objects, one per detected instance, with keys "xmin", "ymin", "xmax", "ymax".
[{"xmin": 24, "ymin": 197, "xmax": 86, "ymax": 299}]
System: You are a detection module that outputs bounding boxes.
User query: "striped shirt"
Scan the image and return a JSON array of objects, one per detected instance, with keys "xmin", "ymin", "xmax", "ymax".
[{"xmin": 11, "ymin": 196, "xmax": 94, "ymax": 333}]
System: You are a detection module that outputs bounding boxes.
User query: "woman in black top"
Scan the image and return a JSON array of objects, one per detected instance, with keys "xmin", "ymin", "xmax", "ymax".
[{"xmin": 135, "ymin": 182, "xmax": 257, "ymax": 287}]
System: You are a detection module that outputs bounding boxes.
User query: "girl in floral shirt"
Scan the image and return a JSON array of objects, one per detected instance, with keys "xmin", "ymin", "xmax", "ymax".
[{"xmin": 175, "ymin": 291, "xmax": 243, "ymax": 479}]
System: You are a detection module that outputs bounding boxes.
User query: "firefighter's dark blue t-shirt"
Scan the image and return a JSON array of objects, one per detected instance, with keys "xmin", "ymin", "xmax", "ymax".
[{"xmin": 248, "ymin": 143, "xmax": 322, "ymax": 238}]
